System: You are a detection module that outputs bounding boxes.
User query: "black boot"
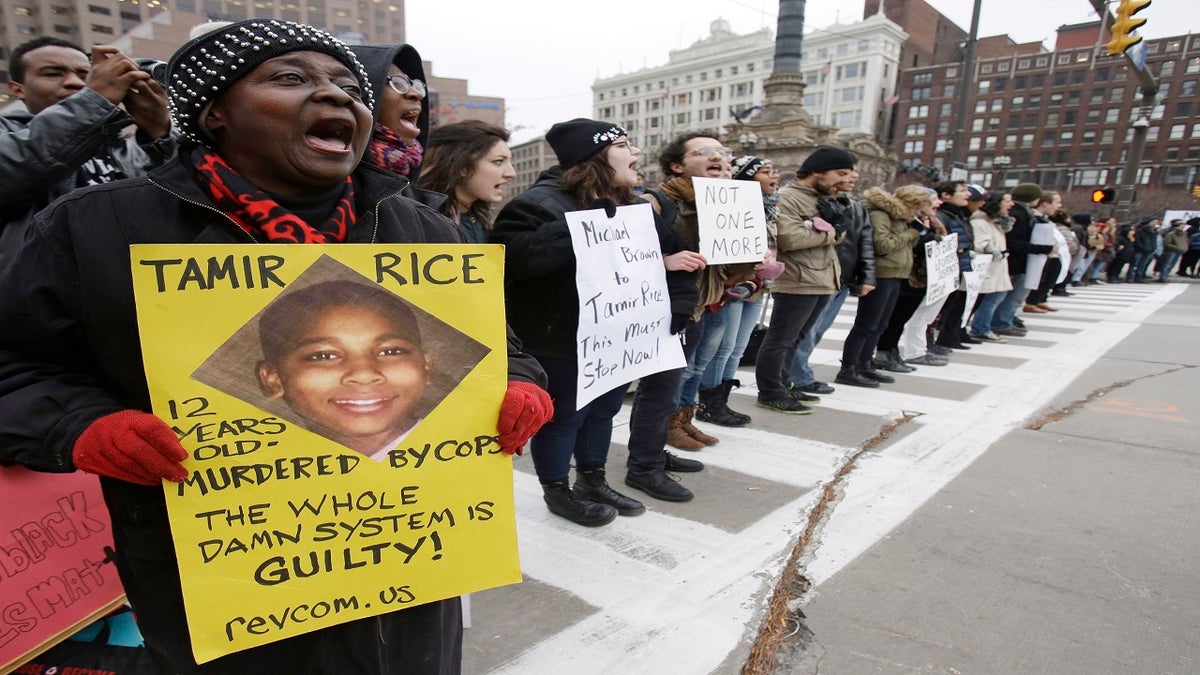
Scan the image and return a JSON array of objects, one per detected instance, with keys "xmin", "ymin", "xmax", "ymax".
[
  {"xmin": 876, "ymin": 348, "xmax": 916, "ymax": 373},
  {"xmin": 573, "ymin": 469, "xmax": 646, "ymax": 516},
  {"xmin": 695, "ymin": 382, "xmax": 750, "ymax": 427},
  {"xmin": 719, "ymin": 380, "xmax": 753, "ymax": 425},
  {"xmin": 835, "ymin": 363, "xmax": 879, "ymax": 388},
  {"xmin": 542, "ymin": 481, "xmax": 617, "ymax": 526},
  {"xmin": 858, "ymin": 359, "xmax": 895, "ymax": 384}
]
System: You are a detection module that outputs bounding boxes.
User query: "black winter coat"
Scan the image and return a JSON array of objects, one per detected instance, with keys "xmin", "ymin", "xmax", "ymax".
[
  {"xmin": 0, "ymin": 152, "xmax": 544, "ymax": 674},
  {"xmin": 829, "ymin": 195, "xmax": 876, "ymax": 290},
  {"xmin": 490, "ymin": 168, "xmax": 699, "ymax": 360},
  {"xmin": 1005, "ymin": 202, "xmax": 1055, "ymax": 275}
]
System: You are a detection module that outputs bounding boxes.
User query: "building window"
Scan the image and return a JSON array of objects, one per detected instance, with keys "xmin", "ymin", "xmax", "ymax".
[
  {"xmin": 1017, "ymin": 58, "xmax": 1031, "ymax": 69},
  {"xmin": 88, "ymin": 4, "xmax": 111, "ymax": 14},
  {"xmin": 998, "ymin": 62, "xmax": 1010, "ymax": 72},
  {"xmin": 1105, "ymin": 108, "xmax": 1120, "ymax": 123},
  {"xmin": 1054, "ymin": 72, "xmax": 1067, "ymax": 86},
  {"xmin": 912, "ymin": 87, "xmax": 932, "ymax": 100},
  {"xmin": 991, "ymin": 98, "xmax": 1003, "ymax": 111},
  {"xmin": 1021, "ymin": 133, "xmax": 1034, "ymax": 147},
  {"xmin": 1192, "ymin": 123, "xmax": 1200, "ymax": 139},
  {"xmin": 1169, "ymin": 124, "xmax": 1185, "ymax": 140},
  {"xmin": 972, "ymin": 119, "xmax": 984, "ymax": 132},
  {"xmin": 1036, "ymin": 57, "xmax": 1049, "ymax": 67},
  {"xmin": 1110, "ymin": 87, "xmax": 1125, "ymax": 102},
  {"xmin": 975, "ymin": 100, "xmax": 987, "ymax": 113},
  {"xmin": 980, "ymin": 63, "xmax": 993, "ymax": 74},
  {"xmin": 946, "ymin": 67, "xmax": 958, "ymax": 77},
  {"xmin": 1046, "ymin": 113, "xmax": 1059, "ymax": 127},
  {"xmin": 91, "ymin": 23, "xmax": 114, "ymax": 34},
  {"xmin": 985, "ymin": 136, "xmax": 997, "ymax": 149},
  {"xmin": 938, "ymin": 121, "xmax": 951, "ymax": 134},
  {"xmin": 906, "ymin": 123, "xmax": 927, "ymax": 136},
  {"xmin": 1057, "ymin": 54, "xmax": 1071, "ymax": 65},
  {"xmin": 1076, "ymin": 52, "xmax": 1090, "ymax": 63},
  {"xmin": 913, "ymin": 72, "xmax": 932, "ymax": 84},
  {"xmin": 908, "ymin": 104, "xmax": 929, "ymax": 118},
  {"xmin": 969, "ymin": 137, "xmax": 981, "ymax": 150},
  {"xmin": 993, "ymin": 79, "xmax": 1007, "ymax": 92},
  {"xmin": 935, "ymin": 139, "xmax": 949, "ymax": 152},
  {"xmin": 1012, "ymin": 96, "xmax": 1024, "ymax": 108},
  {"xmin": 1086, "ymin": 109, "xmax": 1101, "ymax": 123},
  {"xmin": 943, "ymin": 84, "xmax": 956, "ymax": 97},
  {"xmin": 903, "ymin": 140, "xmax": 924, "ymax": 154},
  {"xmin": 940, "ymin": 103, "xmax": 953, "ymax": 116},
  {"xmin": 978, "ymin": 80, "xmax": 990, "ymax": 93},
  {"xmin": 1181, "ymin": 80, "xmax": 1197, "ymax": 96},
  {"xmin": 1160, "ymin": 61, "xmax": 1176, "ymax": 77},
  {"xmin": 1090, "ymin": 90, "xmax": 1105, "ymax": 104}
]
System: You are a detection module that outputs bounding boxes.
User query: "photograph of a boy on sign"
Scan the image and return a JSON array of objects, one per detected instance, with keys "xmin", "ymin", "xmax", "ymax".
[
  {"xmin": 256, "ymin": 279, "xmax": 433, "ymax": 459},
  {"xmin": 192, "ymin": 256, "xmax": 493, "ymax": 461}
]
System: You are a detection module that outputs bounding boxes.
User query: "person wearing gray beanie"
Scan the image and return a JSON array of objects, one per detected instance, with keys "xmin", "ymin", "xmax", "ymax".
[{"xmin": 0, "ymin": 17, "xmax": 552, "ymax": 674}]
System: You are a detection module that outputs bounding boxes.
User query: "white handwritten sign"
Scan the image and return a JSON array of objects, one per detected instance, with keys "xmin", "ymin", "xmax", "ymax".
[
  {"xmin": 692, "ymin": 177, "xmax": 767, "ymax": 264},
  {"xmin": 923, "ymin": 233, "xmax": 960, "ymax": 306},
  {"xmin": 567, "ymin": 203, "xmax": 686, "ymax": 409},
  {"xmin": 960, "ymin": 253, "xmax": 992, "ymax": 328}
]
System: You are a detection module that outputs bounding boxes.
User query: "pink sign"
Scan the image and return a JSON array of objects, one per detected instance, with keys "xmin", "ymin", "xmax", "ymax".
[{"xmin": 0, "ymin": 466, "xmax": 125, "ymax": 673}]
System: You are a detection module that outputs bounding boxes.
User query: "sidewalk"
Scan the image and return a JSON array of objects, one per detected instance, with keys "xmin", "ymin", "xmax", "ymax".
[{"xmin": 462, "ymin": 280, "xmax": 1198, "ymax": 674}]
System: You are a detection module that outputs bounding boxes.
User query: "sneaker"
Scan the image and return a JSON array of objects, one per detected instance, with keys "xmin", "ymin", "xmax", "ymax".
[
  {"xmin": 800, "ymin": 381, "xmax": 835, "ymax": 395},
  {"xmin": 625, "ymin": 470, "xmax": 694, "ymax": 502},
  {"xmin": 756, "ymin": 398, "xmax": 814, "ymax": 415},
  {"xmin": 1012, "ymin": 317, "xmax": 1026, "ymax": 329},
  {"xmin": 969, "ymin": 331, "xmax": 1007, "ymax": 343},
  {"xmin": 961, "ymin": 335, "xmax": 983, "ymax": 344},
  {"xmin": 928, "ymin": 344, "xmax": 953, "ymax": 356},
  {"xmin": 787, "ymin": 384, "xmax": 821, "ymax": 403},
  {"xmin": 906, "ymin": 353, "xmax": 948, "ymax": 366},
  {"xmin": 994, "ymin": 327, "xmax": 1026, "ymax": 338},
  {"xmin": 663, "ymin": 451, "xmax": 704, "ymax": 473}
]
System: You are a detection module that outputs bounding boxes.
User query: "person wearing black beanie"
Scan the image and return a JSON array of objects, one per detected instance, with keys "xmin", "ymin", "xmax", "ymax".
[
  {"xmin": 0, "ymin": 19, "xmax": 553, "ymax": 674},
  {"xmin": 545, "ymin": 117, "xmax": 628, "ymax": 169}
]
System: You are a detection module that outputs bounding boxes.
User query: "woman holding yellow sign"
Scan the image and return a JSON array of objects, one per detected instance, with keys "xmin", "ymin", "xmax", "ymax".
[{"xmin": 0, "ymin": 19, "xmax": 550, "ymax": 675}]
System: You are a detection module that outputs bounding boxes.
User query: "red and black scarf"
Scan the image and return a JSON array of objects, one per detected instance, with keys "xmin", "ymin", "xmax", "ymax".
[{"xmin": 191, "ymin": 147, "xmax": 355, "ymax": 243}]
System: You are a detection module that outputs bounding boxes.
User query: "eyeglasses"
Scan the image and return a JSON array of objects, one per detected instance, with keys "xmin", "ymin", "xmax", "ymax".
[
  {"xmin": 387, "ymin": 74, "xmax": 427, "ymax": 98},
  {"xmin": 610, "ymin": 138, "xmax": 638, "ymax": 151},
  {"xmin": 686, "ymin": 146, "xmax": 733, "ymax": 160}
]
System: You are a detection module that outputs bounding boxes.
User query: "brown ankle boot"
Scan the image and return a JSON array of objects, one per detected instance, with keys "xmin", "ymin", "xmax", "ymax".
[
  {"xmin": 667, "ymin": 408, "xmax": 706, "ymax": 450},
  {"xmin": 680, "ymin": 405, "xmax": 719, "ymax": 446}
]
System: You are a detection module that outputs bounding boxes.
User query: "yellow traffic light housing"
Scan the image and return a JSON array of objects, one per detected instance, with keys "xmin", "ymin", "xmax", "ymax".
[
  {"xmin": 1108, "ymin": 0, "xmax": 1152, "ymax": 56},
  {"xmin": 1091, "ymin": 187, "xmax": 1117, "ymax": 204},
  {"xmin": 1192, "ymin": 186, "xmax": 1200, "ymax": 198}
]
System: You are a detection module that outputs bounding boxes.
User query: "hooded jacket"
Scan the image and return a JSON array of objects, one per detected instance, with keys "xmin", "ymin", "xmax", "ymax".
[
  {"xmin": 0, "ymin": 88, "xmax": 177, "ymax": 269},
  {"xmin": 350, "ymin": 44, "xmax": 451, "ymax": 215},
  {"xmin": 0, "ymin": 152, "xmax": 544, "ymax": 673},
  {"xmin": 969, "ymin": 209, "xmax": 1014, "ymax": 294},
  {"xmin": 861, "ymin": 187, "xmax": 919, "ymax": 280}
]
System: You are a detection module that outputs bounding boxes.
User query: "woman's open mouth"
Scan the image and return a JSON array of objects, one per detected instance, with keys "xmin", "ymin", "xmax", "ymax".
[{"xmin": 306, "ymin": 118, "xmax": 355, "ymax": 154}]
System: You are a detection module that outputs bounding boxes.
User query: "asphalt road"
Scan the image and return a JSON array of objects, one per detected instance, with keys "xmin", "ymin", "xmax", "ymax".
[{"xmin": 463, "ymin": 278, "xmax": 1199, "ymax": 675}]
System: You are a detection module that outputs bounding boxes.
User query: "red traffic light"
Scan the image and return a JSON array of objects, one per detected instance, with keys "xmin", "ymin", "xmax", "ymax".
[{"xmin": 1091, "ymin": 187, "xmax": 1117, "ymax": 204}]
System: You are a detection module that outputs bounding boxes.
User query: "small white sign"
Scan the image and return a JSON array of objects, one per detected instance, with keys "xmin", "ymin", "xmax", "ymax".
[
  {"xmin": 924, "ymin": 233, "xmax": 960, "ymax": 306},
  {"xmin": 567, "ymin": 203, "xmax": 686, "ymax": 409},
  {"xmin": 692, "ymin": 177, "xmax": 768, "ymax": 264},
  {"xmin": 961, "ymin": 253, "xmax": 992, "ymax": 328}
]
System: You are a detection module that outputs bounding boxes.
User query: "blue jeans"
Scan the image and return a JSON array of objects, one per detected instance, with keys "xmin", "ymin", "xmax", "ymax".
[
  {"xmin": 970, "ymin": 291, "xmax": 1005, "ymax": 336},
  {"xmin": 1159, "ymin": 250, "xmax": 1182, "ymax": 281},
  {"xmin": 700, "ymin": 298, "xmax": 761, "ymax": 388},
  {"xmin": 755, "ymin": 293, "xmax": 828, "ymax": 401},
  {"xmin": 626, "ymin": 365, "xmax": 682, "ymax": 472},
  {"xmin": 1129, "ymin": 250, "xmax": 1154, "ymax": 281},
  {"xmin": 677, "ymin": 304, "xmax": 732, "ymax": 406},
  {"xmin": 788, "ymin": 285, "xmax": 849, "ymax": 386},
  {"xmin": 991, "ymin": 273, "xmax": 1027, "ymax": 331},
  {"xmin": 529, "ymin": 357, "xmax": 630, "ymax": 483}
]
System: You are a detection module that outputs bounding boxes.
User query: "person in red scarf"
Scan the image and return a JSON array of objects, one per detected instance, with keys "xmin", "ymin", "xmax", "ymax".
[{"xmin": 0, "ymin": 19, "xmax": 549, "ymax": 675}]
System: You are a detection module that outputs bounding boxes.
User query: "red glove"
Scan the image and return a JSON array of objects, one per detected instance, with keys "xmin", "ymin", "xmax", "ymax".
[
  {"xmin": 73, "ymin": 410, "xmax": 189, "ymax": 485},
  {"xmin": 497, "ymin": 381, "xmax": 554, "ymax": 456}
]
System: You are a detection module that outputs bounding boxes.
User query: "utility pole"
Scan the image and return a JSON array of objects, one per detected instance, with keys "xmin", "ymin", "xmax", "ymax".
[
  {"xmin": 1088, "ymin": 0, "xmax": 1159, "ymax": 221},
  {"xmin": 948, "ymin": 0, "xmax": 983, "ymax": 177}
]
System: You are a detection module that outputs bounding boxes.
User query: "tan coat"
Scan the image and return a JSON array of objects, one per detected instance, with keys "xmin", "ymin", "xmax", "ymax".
[
  {"xmin": 969, "ymin": 210, "xmax": 1014, "ymax": 293},
  {"xmin": 772, "ymin": 181, "xmax": 842, "ymax": 295}
]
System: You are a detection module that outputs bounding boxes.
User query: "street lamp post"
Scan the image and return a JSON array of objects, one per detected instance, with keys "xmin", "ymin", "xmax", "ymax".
[
  {"xmin": 738, "ymin": 131, "xmax": 759, "ymax": 154},
  {"xmin": 993, "ymin": 154, "xmax": 1012, "ymax": 190}
]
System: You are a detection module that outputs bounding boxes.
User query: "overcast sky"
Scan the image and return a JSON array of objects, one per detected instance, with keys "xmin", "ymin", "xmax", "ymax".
[{"xmin": 407, "ymin": 0, "xmax": 1199, "ymax": 144}]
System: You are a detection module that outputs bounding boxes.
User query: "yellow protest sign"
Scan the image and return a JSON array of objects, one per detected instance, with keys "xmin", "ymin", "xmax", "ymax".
[{"xmin": 130, "ymin": 245, "xmax": 516, "ymax": 664}]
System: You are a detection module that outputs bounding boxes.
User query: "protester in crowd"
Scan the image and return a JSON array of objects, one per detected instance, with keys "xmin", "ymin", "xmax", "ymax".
[
  {"xmin": 1085, "ymin": 217, "xmax": 1115, "ymax": 284},
  {"xmin": 420, "ymin": 120, "xmax": 516, "ymax": 242},
  {"xmin": 1067, "ymin": 212, "xmax": 1092, "ymax": 287},
  {"xmin": 837, "ymin": 184, "xmax": 929, "ymax": 385},
  {"xmin": 0, "ymin": 20, "xmax": 552, "ymax": 674},
  {"xmin": 1, "ymin": 37, "xmax": 176, "ymax": 267},
  {"xmin": 990, "ymin": 183, "xmax": 1054, "ymax": 336},
  {"xmin": 1128, "ymin": 218, "xmax": 1161, "ymax": 283},
  {"xmin": 875, "ymin": 186, "xmax": 944, "ymax": 370},
  {"xmin": 1181, "ymin": 217, "xmax": 1200, "ymax": 277},
  {"xmin": 966, "ymin": 191, "xmax": 1014, "ymax": 342},
  {"xmin": 1108, "ymin": 220, "xmax": 1136, "ymax": 283},
  {"xmin": 1049, "ymin": 209, "xmax": 1080, "ymax": 297},
  {"xmin": 493, "ymin": 118, "xmax": 693, "ymax": 521},
  {"xmin": 1022, "ymin": 192, "xmax": 1065, "ymax": 313},
  {"xmin": 754, "ymin": 146, "xmax": 851, "ymax": 413},
  {"xmin": 788, "ymin": 168, "xmax": 874, "ymax": 394},
  {"xmin": 932, "ymin": 181, "xmax": 978, "ymax": 351},
  {"xmin": 1161, "ymin": 219, "xmax": 1189, "ymax": 282},
  {"xmin": 350, "ymin": 43, "xmax": 428, "ymax": 182},
  {"xmin": 695, "ymin": 154, "xmax": 784, "ymax": 427},
  {"xmin": 648, "ymin": 133, "xmax": 748, "ymax": 441},
  {"xmin": 897, "ymin": 194, "xmax": 953, "ymax": 366}
]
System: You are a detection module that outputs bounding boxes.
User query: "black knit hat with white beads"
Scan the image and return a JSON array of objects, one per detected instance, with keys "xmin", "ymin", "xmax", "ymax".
[{"xmin": 167, "ymin": 19, "xmax": 373, "ymax": 144}]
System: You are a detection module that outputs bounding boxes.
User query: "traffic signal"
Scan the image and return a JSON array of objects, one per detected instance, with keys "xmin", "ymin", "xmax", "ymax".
[
  {"xmin": 1108, "ymin": 0, "xmax": 1152, "ymax": 56},
  {"xmin": 1091, "ymin": 187, "xmax": 1117, "ymax": 204},
  {"xmin": 1192, "ymin": 186, "xmax": 1200, "ymax": 198}
]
